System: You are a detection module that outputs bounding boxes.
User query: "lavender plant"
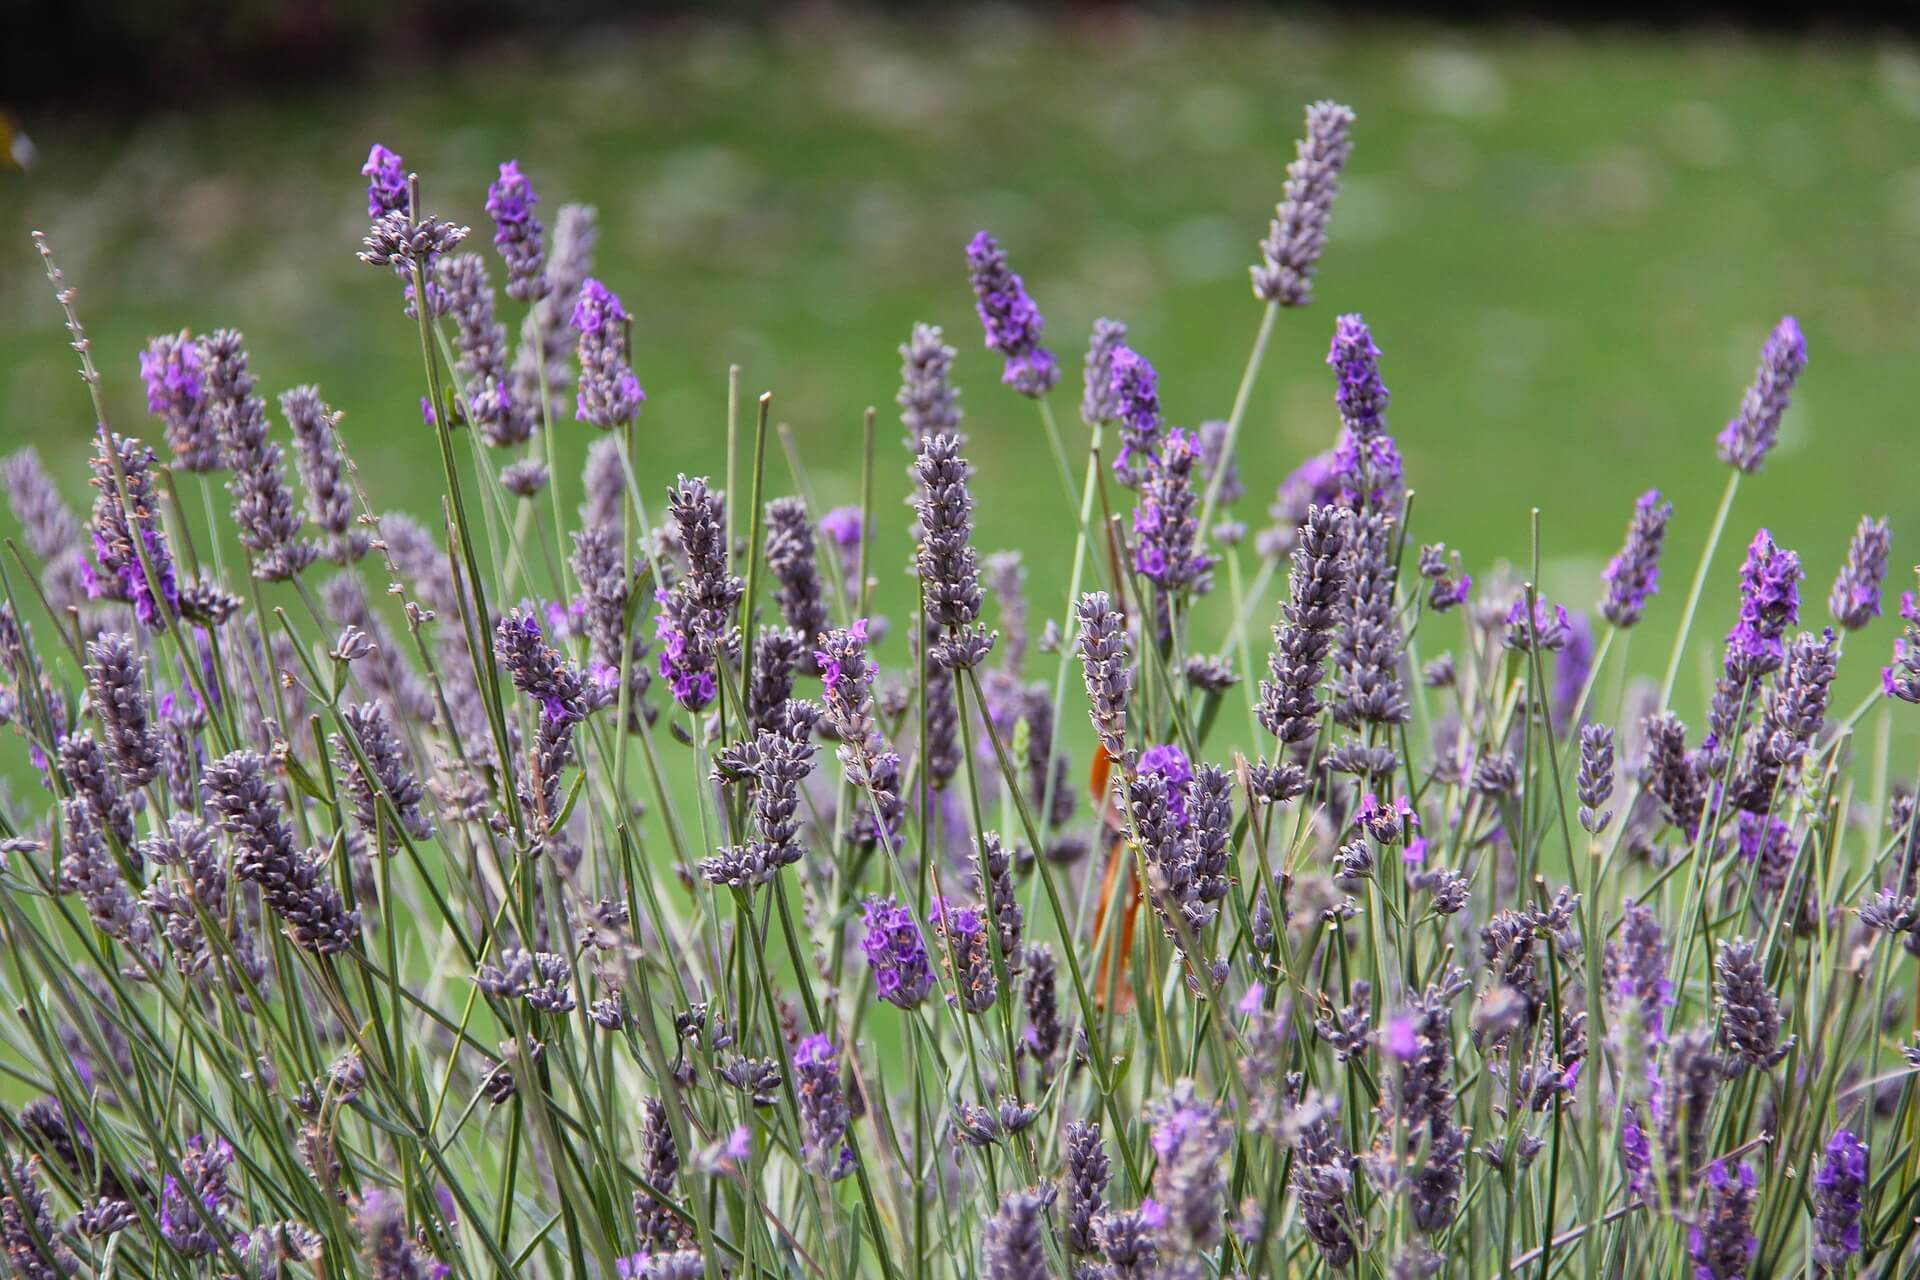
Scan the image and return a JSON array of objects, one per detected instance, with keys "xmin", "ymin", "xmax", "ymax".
[{"xmin": 0, "ymin": 111, "xmax": 1913, "ymax": 1280}]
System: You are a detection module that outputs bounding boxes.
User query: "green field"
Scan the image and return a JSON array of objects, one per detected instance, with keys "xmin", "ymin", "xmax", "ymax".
[{"xmin": 3, "ymin": 12, "xmax": 1917, "ymax": 758}]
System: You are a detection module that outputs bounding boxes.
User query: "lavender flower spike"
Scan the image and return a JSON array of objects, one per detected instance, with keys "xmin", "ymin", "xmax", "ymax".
[
  {"xmin": 1886, "ymin": 587, "xmax": 1920, "ymax": 703},
  {"xmin": 966, "ymin": 231, "xmax": 1058, "ymax": 397},
  {"xmin": 764, "ymin": 497, "xmax": 829, "ymax": 648},
  {"xmin": 1259, "ymin": 502, "xmax": 1350, "ymax": 747},
  {"xmin": 1081, "ymin": 317, "xmax": 1129, "ymax": 429},
  {"xmin": 982, "ymin": 1188, "xmax": 1051, "ymax": 1280},
  {"xmin": 791, "ymin": 1034, "xmax": 854, "ymax": 1181},
  {"xmin": 85, "ymin": 430, "xmax": 180, "ymax": 629},
  {"xmin": 1830, "ymin": 514, "xmax": 1890, "ymax": 631},
  {"xmin": 1133, "ymin": 428, "xmax": 1214, "ymax": 596},
  {"xmin": 281, "ymin": 386, "xmax": 369, "ymax": 563},
  {"xmin": 486, "ymin": 160, "xmax": 548, "ymax": 302},
  {"xmin": 1063, "ymin": 1122, "xmax": 1111, "ymax": 1257},
  {"xmin": 1600, "ymin": 489, "xmax": 1672, "ymax": 627},
  {"xmin": 1716, "ymin": 315, "xmax": 1807, "ymax": 473},
  {"xmin": 914, "ymin": 431, "xmax": 996, "ymax": 669},
  {"xmin": 898, "ymin": 322, "xmax": 962, "ymax": 442},
  {"xmin": 1714, "ymin": 937, "xmax": 1792, "ymax": 1071},
  {"xmin": 860, "ymin": 895, "xmax": 934, "ymax": 1009},
  {"xmin": 1810, "ymin": 1128, "xmax": 1867, "ymax": 1271},
  {"xmin": 1328, "ymin": 314, "xmax": 1402, "ymax": 512},
  {"xmin": 570, "ymin": 279, "xmax": 645, "ymax": 430},
  {"xmin": 1252, "ymin": 101, "xmax": 1356, "ymax": 307},
  {"xmin": 1074, "ymin": 592, "xmax": 1132, "ymax": 758},
  {"xmin": 203, "ymin": 749, "xmax": 361, "ymax": 955},
  {"xmin": 201, "ymin": 330, "xmax": 317, "ymax": 581},
  {"xmin": 85, "ymin": 631, "xmax": 161, "ymax": 788},
  {"xmin": 362, "ymin": 143, "xmax": 407, "ymax": 218},
  {"xmin": 140, "ymin": 331, "xmax": 220, "ymax": 472},
  {"xmin": 1689, "ymin": 1159, "xmax": 1759, "ymax": 1280},
  {"xmin": 1107, "ymin": 344, "xmax": 1162, "ymax": 489}
]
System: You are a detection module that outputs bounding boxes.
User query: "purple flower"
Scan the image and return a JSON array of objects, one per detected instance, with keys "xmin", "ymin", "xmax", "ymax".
[
  {"xmin": 898, "ymin": 322, "xmax": 962, "ymax": 442},
  {"xmin": 1138, "ymin": 744, "xmax": 1195, "ymax": 827},
  {"xmin": 791, "ymin": 1034, "xmax": 855, "ymax": 1180},
  {"xmin": 932, "ymin": 898, "xmax": 998, "ymax": 1014},
  {"xmin": 570, "ymin": 279, "xmax": 645, "ymax": 430},
  {"xmin": 1132, "ymin": 428, "xmax": 1214, "ymax": 595},
  {"xmin": 1716, "ymin": 316, "xmax": 1807, "ymax": 473},
  {"xmin": 485, "ymin": 160, "xmax": 547, "ymax": 301},
  {"xmin": 1886, "ymin": 588, "xmax": 1920, "ymax": 703},
  {"xmin": 1688, "ymin": 1159, "xmax": 1759, "ymax": 1279},
  {"xmin": 1108, "ymin": 345, "xmax": 1162, "ymax": 488},
  {"xmin": 85, "ymin": 430, "xmax": 181, "ymax": 629},
  {"xmin": 1327, "ymin": 314, "xmax": 1400, "ymax": 512},
  {"xmin": 913, "ymin": 431, "xmax": 996, "ymax": 668},
  {"xmin": 966, "ymin": 231, "xmax": 1057, "ymax": 397},
  {"xmin": 1075, "ymin": 592, "xmax": 1133, "ymax": 758},
  {"xmin": 1552, "ymin": 611, "xmax": 1594, "ymax": 732},
  {"xmin": 1726, "ymin": 529, "xmax": 1802, "ymax": 676},
  {"xmin": 140, "ymin": 332, "xmax": 219, "ymax": 473},
  {"xmin": 1253, "ymin": 101, "xmax": 1356, "ymax": 307},
  {"xmin": 1811, "ymin": 1128, "xmax": 1867, "ymax": 1270},
  {"xmin": 1081, "ymin": 317, "xmax": 1129, "ymax": 428},
  {"xmin": 1601, "ymin": 489, "xmax": 1672, "ymax": 628},
  {"xmin": 1503, "ymin": 596, "xmax": 1573, "ymax": 653},
  {"xmin": 1830, "ymin": 514, "xmax": 1891, "ymax": 631},
  {"xmin": 362, "ymin": 143, "xmax": 407, "ymax": 219},
  {"xmin": 1145, "ymin": 1081, "xmax": 1230, "ymax": 1257},
  {"xmin": 812, "ymin": 504, "xmax": 858, "ymax": 551},
  {"xmin": 860, "ymin": 896, "xmax": 934, "ymax": 1009},
  {"xmin": 1382, "ymin": 1014, "xmax": 1419, "ymax": 1061}
]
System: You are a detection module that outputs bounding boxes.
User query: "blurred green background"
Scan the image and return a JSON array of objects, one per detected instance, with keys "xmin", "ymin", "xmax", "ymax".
[{"xmin": 3, "ymin": 10, "xmax": 1918, "ymax": 754}]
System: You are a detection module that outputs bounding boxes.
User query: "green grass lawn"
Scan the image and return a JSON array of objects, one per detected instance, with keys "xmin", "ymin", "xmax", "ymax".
[{"xmin": 3, "ymin": 11, "xmax": 1918, "ymax": 768}]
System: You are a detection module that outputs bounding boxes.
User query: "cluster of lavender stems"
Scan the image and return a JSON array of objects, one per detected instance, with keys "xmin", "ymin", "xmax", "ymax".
[{"xmin": 0, "ymin": 106, "xmax": 1914, "ymax": 1280}]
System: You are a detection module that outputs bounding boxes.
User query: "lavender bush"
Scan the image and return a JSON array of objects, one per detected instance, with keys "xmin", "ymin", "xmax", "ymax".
[{"xmin": 0, "ymin": 102, "xmax": 1913, "ymax": 1280}]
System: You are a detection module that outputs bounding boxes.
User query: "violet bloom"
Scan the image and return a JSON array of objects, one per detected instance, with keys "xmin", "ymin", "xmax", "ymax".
[
  {"xmin": 1689, "ymin": 1159, "xmax": 1759, "ymax": 1280},
  {"xmin": 819, "ymin": 505, "xmax": 863, "ymax": 560},
  {"xmin": 1502, "ymin": 595, "xmax": 1573, "ymax": 653},
  {"xmin": 140, "ymin": 331, "xmax": 219, "ymax": 473},
  {"xmin": 1830, "ymin": 514, "xmax": 1891, "ymax": 631},
  {"xmin": 1600, "ymin": 489, "xmax": 1672, "ymax": 628},
  {"xmin": 158, "ymin": 1134, "xmax": 234, "ymax": 1258},
  {"xmin": 1551, "ymin": 611, "xmax": 1594, "ymax": 732},
  {"xmin": 1332, "ymin": 509, "xmax": 1410, "ymax": 726},
  {"xmin": 1259, "ymin": 503, "xmax": 1350, "ymax": 747},
  {"xmin": 1074, "ymin": 592, "xmax": 1133, "ymax": 758},
  {"xmin": 1328, "ymin": 314, "xmax": 1402, "ymax": 513},
  {"xmin": 1885, "ymin": 588, "xmax": 1920, "ymax": 703},
  {"xmin": 898, "ymin": 321, "xmax": 962, "ymax": 442},
  {"xmin": 1716, "ymin": 316, "xmax": 1807, "ymax": 474},
  {"xmin": 1257, "ymin": 449, "xmax": 1341, "ymax": 560},
  {"xmin": 201, "ymin": 329, "xmax": 317, "ymax": 582},
  {"xmin": 362, "ymin": 143, "xmax": 407, "ymax": 219},
  {"xmin": 932, "ymin": 898, "xmax": 998, "ymax": 1013},
  {"xmin": 203, "ymin": 749, "xmax": 361, "ymax": 955},
  {"xmin": 1107, "ymin": 344, "xmax": 1164, "ymax": 489},
  {"xmin": 791, "ymin": 1034, "xmax": 855, "ymax": 1181},
  {"xmin": 966, "ymin": 231, "xmax": 1057, "ymax": 397},
  {"xmin": 1145, "ymin": 1080, "xmax": 1230, "ymax": 1258},
  {"xmin": 1138, "ymin": 744, "xmax": 1195, "ymax": 827},
  {"xmin": 1726, "ymin": 529, "xmax": 1802, "ymax": 677},
  {"xmin": 1810, "ymin": 1128, "xmax": 1867, "ymax": 1271},
  {"xmin": 1081, "ymin": 317, "xmax": 1129, "ymax": 428},
  {"xmin": 913, "ymin": 431, "xmax": 995, "ymax": 668},
  {"xmin": 860, "ymin": 895, "xmax": 934, "ymax": 1009},
  {"xmin": 570, "ymin": 279, "xmax": 645, "ymax": 430},
  {"xmin": 485, "ymin": 160, "xmax": 547, "ymax": 302},
  {"xmin": 1607, "ymin": 899, "xmax": 1671, "ymax": 1042},
  {"xmin": 1253, "ymin": 101, "xmax": 1356, "ymax": 307},
  {"xmin": 1132, "ymin": 428, "xmax": 1213, "ymax": 596},
  {"xmin": 85, "ymin": 430, "xmax": 181, "ymax": 630}
]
